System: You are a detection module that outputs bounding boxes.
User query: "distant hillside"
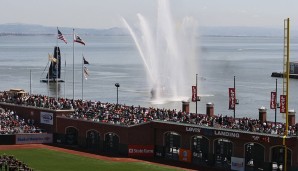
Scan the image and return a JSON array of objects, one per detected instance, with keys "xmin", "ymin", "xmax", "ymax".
[
  {"xmin": 0, "ymin": 23, "xmax": 128, "ymax": 36},
  {"xmin": 0, "ymin": 23, "xmax": 297, "ymax": 37}
]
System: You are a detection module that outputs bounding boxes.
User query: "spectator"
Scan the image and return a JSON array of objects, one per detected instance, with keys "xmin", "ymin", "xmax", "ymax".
[{"xmin": 0, "ymin": 91, "xmax": 296, "ymax": 136}]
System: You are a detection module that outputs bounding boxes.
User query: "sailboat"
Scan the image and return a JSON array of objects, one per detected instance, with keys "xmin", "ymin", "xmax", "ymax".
[{"xmin": 40, "ymin": 46, "xmax": 64, "ymax": 83}]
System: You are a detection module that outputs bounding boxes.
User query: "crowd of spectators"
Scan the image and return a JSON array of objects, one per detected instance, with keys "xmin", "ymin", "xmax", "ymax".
[
  {"xmin": 0, "ymin": 91, "xmax": 297, "ymax": 136},
  {"xmin": 0, "ymin": 154, "xmax": 33, "ymax": 171},
  {"xmin": 0, "ymin": 108, "xmax": 41, "ymax": 135},
  {"xmin": 0, "ymin": 91, "xmax": 73, "ymax": 110},
  {"xmin": 66, "ymin": 100, "xmax": 297, "ymax": 136}
]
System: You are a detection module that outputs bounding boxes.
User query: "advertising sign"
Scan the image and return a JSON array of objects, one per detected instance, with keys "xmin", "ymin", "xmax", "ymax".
[
  {"xmin": 192, "ymin": 86, "xmax": 197, "ymax": 102},
  {"xmin": 128, "ymin": 145, "xmax": 154, "ymax": 157},
  {"xmin": 40, "ymin": 112, "xmax": 53, "ymax": 125},
  {"xmin": 270, "ymin": 92, "xmax": 276, "ymax": 109},
  {"xmin": 280, "ymin": 95, "xmax": 286, "ymax": 113},
  {"xmin": 229, "ymin": 88, "xmax": 236, "ymax": 110},
  {"xmin": 178, "ymin": 149, "xmax": 191, "ymax": 163},
  {"xmin": 16, "ymin": 133, "xmax": 53, "ymax": 144},
  {"xmin": 231, "ymin": 157, "xmax": 244, "ymax": 171}
]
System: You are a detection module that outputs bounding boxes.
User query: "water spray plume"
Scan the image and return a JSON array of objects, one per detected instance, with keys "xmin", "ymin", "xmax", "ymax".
[{"xmin": 122, "ymin": 0, "xmax": 198, "ymax": 104}]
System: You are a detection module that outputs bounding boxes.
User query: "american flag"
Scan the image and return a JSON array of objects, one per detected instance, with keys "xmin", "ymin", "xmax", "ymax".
[
  {"xmin": 83, "ymin": 66, "xmax": 89, "ymax": 80},
  {"xmin": 74, "ymin": 34, "xmax": 85, "ymax": 45},
  {"xmin": 57, "ymin": 29, "xmax": 67, "ymax": 44}
]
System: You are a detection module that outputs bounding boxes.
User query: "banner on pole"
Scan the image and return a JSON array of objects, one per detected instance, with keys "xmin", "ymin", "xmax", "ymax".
[
  {"xmin": 280, "ymin": 95, "xmax": 286, "ymax": 113},
  {"xmin": 229, "ymin": 88, "xmax": 236, "ymax": 110},
  {"xmin": 270, "ymin": 92, "xmax": 276, "ymax": 109},
  {"xmin": 192, "ymin": 86, "xmax": 197, "ymax": 102}
]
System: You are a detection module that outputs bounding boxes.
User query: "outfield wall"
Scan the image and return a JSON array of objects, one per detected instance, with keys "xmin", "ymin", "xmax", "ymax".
[
  {"xmin": 0, "ymin": 133, "xmax": 53, "ymax": 145},
  {"xmin": 54, "ymin": 116, "xmax": 298, "ymax": 171},
  {"xmin": 15, "ymin": 133, "xmax": 53, "ymax": 144},
  {"xmin": 0, "ymin": 135, "xmax": 15, "ymax": 145},
  {"xmin": 2, "ymin": 102, "xmax": 298, "ymax": 170}
]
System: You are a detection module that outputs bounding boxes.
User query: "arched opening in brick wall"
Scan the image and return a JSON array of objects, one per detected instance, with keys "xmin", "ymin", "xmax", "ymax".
[
  {"xmin": 164, "ymin": 131, "xmax": 181, "ymax": 161},
  {"xmin": 65, "ymin": 126, "xmax": 78, "ymax": 145}
]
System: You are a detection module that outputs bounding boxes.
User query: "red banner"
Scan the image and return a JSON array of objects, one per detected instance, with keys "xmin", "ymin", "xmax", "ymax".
[
  {"xmin": 270, "ymin": 92, "xmax": 276, "ymax": 109},
  {"xmin": 280, "ymin": 95, "xmax": 286, "ymax": 113},
  {"xmin": 128, "ymin": 145, "xmax": 154, "ymax": 157},
  {"xmin": 192, "ymin": 86, "xmax": 197, "ymax": 102},
  {"xmin": 229, "ymin": 88, "xmax": 236, "ymax": 110}
]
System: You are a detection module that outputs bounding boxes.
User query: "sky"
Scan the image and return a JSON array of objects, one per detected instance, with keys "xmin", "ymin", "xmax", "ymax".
[{"xmin": 1, "ymin": 0, "xmax": 298, "ymax": 29}]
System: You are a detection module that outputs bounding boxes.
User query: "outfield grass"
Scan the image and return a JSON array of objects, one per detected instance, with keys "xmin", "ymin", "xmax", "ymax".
[{"xmin": 0, "ymin": 149, "xmax": 180, "ymax": 171}]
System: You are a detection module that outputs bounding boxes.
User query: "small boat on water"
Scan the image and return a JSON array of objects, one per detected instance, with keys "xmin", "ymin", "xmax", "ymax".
[{"xmin": 40, "ymin": 46, "xmax": 64, "ymax": 83}]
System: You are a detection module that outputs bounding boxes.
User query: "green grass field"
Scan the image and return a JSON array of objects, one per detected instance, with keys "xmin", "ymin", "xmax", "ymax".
[{"xmin": 0, "ymin": 148, "xmax": 179, "ymax": 171}]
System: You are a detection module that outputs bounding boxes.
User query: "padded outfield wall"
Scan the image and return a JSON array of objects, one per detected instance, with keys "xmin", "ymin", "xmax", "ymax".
[
  {"xmin": 1, "ymin": 102, "xmax": 298, "ymax": 170},
  {"xmin": 55, "ymin": 117, "xmax": 298, "ymax": 171}
]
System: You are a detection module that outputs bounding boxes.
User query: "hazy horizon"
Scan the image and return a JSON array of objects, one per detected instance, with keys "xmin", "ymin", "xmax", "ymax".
[
  {"xmin": 1, "ymin": 0, "xmax": 298, "ymax": 30},
  {"xmin": 0, "ymin": 23, "xmax": 292, "ymax": 37}
]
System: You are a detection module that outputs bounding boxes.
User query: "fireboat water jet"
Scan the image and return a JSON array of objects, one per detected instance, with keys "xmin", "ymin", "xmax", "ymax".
[{"xmin": 122, "ymin": 0, "xmax": 199, "ymax": 104}]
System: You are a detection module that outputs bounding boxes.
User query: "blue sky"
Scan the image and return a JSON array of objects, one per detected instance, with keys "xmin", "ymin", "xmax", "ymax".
[{"xmin": 1, "ymin": 0, "xmax": 298, "ymax": 29}]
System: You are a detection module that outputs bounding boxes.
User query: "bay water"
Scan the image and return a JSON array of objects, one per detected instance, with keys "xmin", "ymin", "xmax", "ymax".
[{"xmin": 0, "ymin": 34, "xmax": 298, "ymax": 122}]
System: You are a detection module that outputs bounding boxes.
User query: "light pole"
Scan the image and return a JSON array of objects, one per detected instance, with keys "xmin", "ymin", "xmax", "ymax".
[
  {"xmin": 234, "ymin": 75, "xmax": 236, "ymax": 119},
  {"xmin": 30, "ymin": 69, "xmax": 32, "ymax": 95},
  {"xmin": 196, "ymin": 74, "xmax": 198, "ymax": 114},
  {"xmin": 275, "ymin": 78, "xmax": 277, "ymax": 126},
  {"xmin": 115, "ymin": 83, "xmax": 120, "ymax": 105}
]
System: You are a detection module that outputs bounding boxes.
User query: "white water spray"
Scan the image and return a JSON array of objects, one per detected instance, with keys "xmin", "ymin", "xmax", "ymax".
[{"xmin": 122, "ymin": 0, "xmax": 198, "ymax": 104}]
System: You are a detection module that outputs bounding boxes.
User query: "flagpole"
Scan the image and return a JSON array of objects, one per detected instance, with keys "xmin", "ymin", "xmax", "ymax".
[
  {"xmin": 82, "ymin": 55, "xmax": 84, "ymax": 101},
  {"xmin": 73, "ymin": 28, "xmax": 75, "ymax": 100},
  {"xmin": 57, "ymin": 28, "xmax": 67, "ymax": 99},
  {"xmin": 48, "ymin": 56, "xmax": 50, "ymax": 98},
  {"xmin": 64, "ymin": 59, "xmax": 66, "ymax": 99},
  {"xmin": 30, "ymin": 69, "xmax": 32, "ymax": 95},
  {"xmin": 56, "ymin": 27, "xmax": 59, "ymax": 100}
]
